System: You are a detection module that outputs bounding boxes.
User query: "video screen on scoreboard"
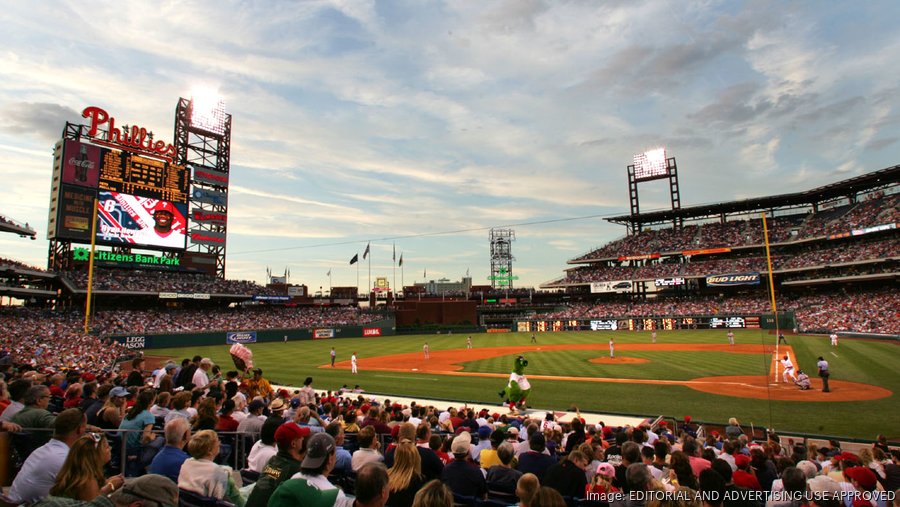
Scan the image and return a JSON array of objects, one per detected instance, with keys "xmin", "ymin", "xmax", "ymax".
[
  {"xmin": 61, "ymin": 140, "xmax": 102, "ymax": 188},
  {"xmin": 96, "ymin": 191, "xmax": 187, "ymax": 250}
]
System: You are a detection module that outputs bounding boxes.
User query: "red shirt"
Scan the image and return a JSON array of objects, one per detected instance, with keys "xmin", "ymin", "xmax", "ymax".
[
  {"xmin": 216, "ymin": 414, "xmax": 240, "ymax": 432},
  {"xmin": 732, "ymin": 470, "xmax": 762, "ymax": 490}
]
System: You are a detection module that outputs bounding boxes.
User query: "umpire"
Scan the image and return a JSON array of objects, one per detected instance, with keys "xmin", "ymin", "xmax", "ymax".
[{"xmin": 817, "ymin": 356, "xmax": 830, "ymax": 392}]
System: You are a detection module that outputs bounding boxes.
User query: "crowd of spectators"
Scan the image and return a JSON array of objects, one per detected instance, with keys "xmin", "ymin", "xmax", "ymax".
[
  {"xmin": 63, "ymin": 269, "xmax": 283, "ymax": 296},
  {"xmin": 789, "ymin": 289, "xmax": 900, "ymax": 335},
  {"xmin": 91, "ymin": 306, "xmax": 384, "ymax": 336},
  {"xmin": 2, "ymin": 356, "xmax": 896, "ymax": 507},
  {"xmin": 0, "ymin": 257, "xmax": 48, "ymax": 273},
  {"xmin": 572, "ymin": 192, "xmax": 898, "ymax": 262},
  {"xmin": 0, "ymin": 307, "xmax": 127, "ymax": 375},
  {"xmin": 561, "ymin": 237, "xmax": 898, "ymax": 285}
]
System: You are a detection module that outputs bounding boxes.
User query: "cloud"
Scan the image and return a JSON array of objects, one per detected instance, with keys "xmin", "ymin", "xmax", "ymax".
[{"xmin": 0, "ymin": 102, "xmax": 80, "ymax": 142}]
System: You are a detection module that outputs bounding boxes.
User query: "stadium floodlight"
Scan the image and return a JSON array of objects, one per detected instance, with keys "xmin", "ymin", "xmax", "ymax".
[
  {"xmin": 190, "ymin": 87, "xmax": 227, "ymax": 136},
  {"xmin": 633, "ymin": 147, "xmax": 669, "ymax": 181}
]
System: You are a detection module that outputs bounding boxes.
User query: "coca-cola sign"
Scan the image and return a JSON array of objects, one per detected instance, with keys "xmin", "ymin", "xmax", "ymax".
[
  {"xmin": 61, "ymin": 140, "xmax": 101, "ymax": 188},
  {"xmin": 82, "ymin": 106, "xmax": 177, "ymax": 160}
]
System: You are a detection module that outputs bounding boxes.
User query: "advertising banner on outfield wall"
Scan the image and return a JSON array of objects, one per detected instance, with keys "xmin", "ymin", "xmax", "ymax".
[
  {"xmin": 590, "ymin": 320, "xmax": 618, "ymax": 330},
  {"xmin": 363, "ymin": 328, "xmax": 382, "ymax": 337},
  {"xmin": 123, "ymin": 336, "xmax": 147, "ymax": 349},
  {"xmin": 226, "ymin": 331, "xmax": 257, "ymax": 344},
  {"xmin": 706, "ymin": 272, "xmax": 761, "ymax": 286},
  {"xmin": 709, "ymin": 317, "xmax": 746, "ymax": 328},
  {"xmin": 314, "ymin": 329, "xmax": 335, "ymax": 339}
]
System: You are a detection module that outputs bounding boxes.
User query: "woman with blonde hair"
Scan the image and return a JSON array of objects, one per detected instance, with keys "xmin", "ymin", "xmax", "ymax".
[
  {"xmin": 412, "ymin": 479, "xmax": 453, "ymax": 507},
  {"xmin": 388, "ymin": 425, "xmax": 426, "ymax": 507},
  {"xmin": 50, "ymin": 432, "xmax": 124, "ymax": 500},
  {"xmin": 178, "ymin": 429, "xmax": 244, "ymax": 506},
  {"xmin": 726, "ymin": 417, "xmax": 743, "ymax": 439}
]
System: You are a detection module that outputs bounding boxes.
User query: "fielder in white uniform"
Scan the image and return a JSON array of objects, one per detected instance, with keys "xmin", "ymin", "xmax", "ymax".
[
  {"xmin": 781, "ymin": 354, "xmax": 797, "ymax": 383},
  {"xmin": 727, "ymin": 331, "xmax": 735, "ymax": 346},
  {"xmin": 351, "ymin": 352, "xmax": 358, "ymax": 374},
  {"xmin": 830, "ymin": 333, "xmax": 838, "ymax": 347}
]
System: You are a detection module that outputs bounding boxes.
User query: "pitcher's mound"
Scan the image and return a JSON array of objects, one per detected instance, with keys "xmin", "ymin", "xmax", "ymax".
[{"xmin": 590, "ymin": 357, "xmax": 649, "ymax": 365}]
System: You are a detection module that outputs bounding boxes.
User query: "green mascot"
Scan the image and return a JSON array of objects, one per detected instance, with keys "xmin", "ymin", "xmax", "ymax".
[{"xmin": 499, "ymin": 355, "xmax": 531, "ymax": 413}]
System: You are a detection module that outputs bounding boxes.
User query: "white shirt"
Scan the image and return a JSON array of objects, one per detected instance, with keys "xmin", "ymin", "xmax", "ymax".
[
  {"xmin": 8, "ymin": 439, "xmax": 70, "ymax": 504},
  {"xmin": 247, "ymin": 441, "xmax": 278, "ymax": 473},
  {"xmin": 132, "ymin": 226, "xmax": 186, "ymax": 249},
  {"xmin": 289, "ymin": 472, "xmax": 353, "ymax": 507},
  {"xmin": 192, "ymin": 368, "xmax": 210, "ymax": 390},
  {"xmin": 781, "ymin": 358, "xmax": 794, "ymax": 370}
]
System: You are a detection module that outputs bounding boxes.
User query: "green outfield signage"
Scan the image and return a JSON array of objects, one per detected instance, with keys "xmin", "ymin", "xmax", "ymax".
[
  {"xmin": 488, "ymin": 267, "xmax": 518, "ymax": 286},
  {"xmin": 72, "ymin": 247, "xmax": 180, "ymax": 267}
]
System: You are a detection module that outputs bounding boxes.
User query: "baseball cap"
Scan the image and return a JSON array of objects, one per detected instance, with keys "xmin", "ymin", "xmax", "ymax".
[
  {"xmin": 507, "ymin": 427, "xmax": 520, "ymax": 437},
  {"xmin": 796, "ymin": 460, "xmax": 818, "ymax": 479},
  {"xmin": 164, "ymin": 362, "xmax": 177, "ymax": 371},
  {"xmin": 248, "ymin": 399, "xmax": 266, "ymax": 412},
  {"xmin": 734, "ymin": 454, "xmax": 751, "ymax": 468},
  {"xmin": 302, "ymin": 433, "xmax": 336, "ymax": 469},
  {"xmin": 275, "ymin": 423, "xmax": 311, "ymax": 448},
  {"xmin": 290, "ymin": 398, "xmax": 301, "ymax": 408},
  {"xmin": 109, "ymin": 474, "xmax": 178, "ymax": 507},
  {"xmin": 110, "ymin": 386, "xmax": 130, "ymax": 398},
  {"xmin": 478, "ymin": 425, "xmax": 492, "ymax": 439},
  {"xmin": 596, "ymin": 462, "xmax": 616, "ymax": 478},
  {"xmin": 843, "ymin": 466, "xmax": 877, "ymax": 489},
  {"xmin": 452, "ymin": 431, "xmax": 472, "ymax": 455}
]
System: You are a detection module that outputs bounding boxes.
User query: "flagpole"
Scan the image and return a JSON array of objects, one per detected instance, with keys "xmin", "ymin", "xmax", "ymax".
[
  {"xmin": 356, "ymin": 255, "xmax": 360, "ymax": 298},
  {"xmin": 367, "ymin": 245, "xmax": 372, "ymax": 301},
  {"xmin": 392, "ymin": 242, "xmax": 396, "ymax": 302}
]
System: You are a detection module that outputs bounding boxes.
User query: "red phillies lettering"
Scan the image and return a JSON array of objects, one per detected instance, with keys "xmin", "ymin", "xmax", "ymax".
[{"xmin": 81, "ymin": 106, "xmax": 177, "ymax": 160}]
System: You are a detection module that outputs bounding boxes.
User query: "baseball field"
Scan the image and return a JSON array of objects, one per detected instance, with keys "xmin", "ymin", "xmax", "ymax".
[{"xmin": 147, "ymin": 329, "xmax": 899, "ymax": 440}]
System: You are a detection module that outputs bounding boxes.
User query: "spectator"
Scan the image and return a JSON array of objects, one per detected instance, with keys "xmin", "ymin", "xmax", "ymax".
[
  {"xmin": 247, "ymin": 368, "xmax": 274, "ymax": 401},
  {"xmin": 611, "ymin": 463, "xmax": 657, "ymax": 507},
  {"xmin": 245, "ymin": 423, "xmax": 311, "ymax": 507},
  {"xmin": 7, "ymin": 408, "xmax": 88, "ymax": 505},
  {"xmin": 326, "ymin": 421, "xmax": 353, "ymax": 475},
  {"xmin": 247, "ymin": 415, "xmax": 280, "ymax": 473},
  {"xmin": 517, "ymin": 432, "xmax": 557, "ymax": 482},
  {"xmin": 442, "ymin": 431, "xmax": 487, "ymax": 499},
  {"xmin": 533, "ymin": 487, "xmax": 567, "ymax": 507},
  {"xmin": 486, "ymin": 442, "xmax": 523, "ymax": 502},
  {"xmin": 49, "ymin": 432, "xmax": 123, "ymax": 501},
  {"xmin": 544, "ymin": 449, "xmax": 590, "ymax": 498},
  {"xmin": 1, "ymin": 378, "xmax": 32, "ymax": 422},
  {"xmin": 33, "ymin": 474, "xmax": 179, "ymax": 507},
  {"xmin": 587, "ymin": 462, "xmax": 620, "ymax": 497},
  {"xmin": 354, "ymin": 462, "xmax": 390, "ymax": 507},
  {"xmin": 387, "ymin": 430, "xmax": 426, "ymax": 507},
  {"xmin": 385, "ymin": 422, "xmax": 444, "ymax": 481},
  {"xmin": 178, "ymin": 430, "xmax": 244, "ymax": 506},
  {"xmin": 148, "ymin": 417, "xmax": 191, "ymax": 483},
  {"xmin": 352, "ymin": 425, "xmax": 384, "ymax": 472},
  {"xmin": 516, "ymin": 473, "xmax": 541, "ymax": 507},
  {"xmin": 11, "ymin": 385, "xmax": 56, "ymax": 444},
  {"xmin": 412, "ymin": 479, "xmax": 454, "ymax": 507},
  {"xmin": 270, "ymin": 432, "xmax": 353, "ymax": 507}
]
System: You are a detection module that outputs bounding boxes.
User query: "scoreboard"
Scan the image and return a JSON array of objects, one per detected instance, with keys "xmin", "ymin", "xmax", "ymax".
[{"xmin": 98, "ymin": 151, "xmax": 188, "ymax": 203}]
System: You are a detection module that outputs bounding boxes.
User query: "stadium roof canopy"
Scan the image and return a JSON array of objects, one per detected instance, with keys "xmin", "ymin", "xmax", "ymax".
[{"xmin": 606, "ymin": 164, "xmax": 900, "ymax": 228}]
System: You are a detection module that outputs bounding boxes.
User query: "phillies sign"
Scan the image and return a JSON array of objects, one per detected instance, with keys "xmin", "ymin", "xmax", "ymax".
[{"xmin": 82, "ymin": 106, "xmax": 177, "ymax": 160}]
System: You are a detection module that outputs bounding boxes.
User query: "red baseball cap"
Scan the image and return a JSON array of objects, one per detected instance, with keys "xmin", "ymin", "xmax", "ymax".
[
  {"xmin": 844, "ymin": 467, "xmax": 877, "ymax": 489},
  {"xmin": 274, "ymin": 423, "xmax": 310, "ymax": 448}
]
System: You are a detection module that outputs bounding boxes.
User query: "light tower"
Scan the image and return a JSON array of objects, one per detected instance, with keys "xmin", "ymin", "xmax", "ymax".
[
  {"xmin": 489, "ymin": 228, "xmax": 516, "ymax": 290},
  {"xmin": 173, "ymin": 92, "xmax": 231, "ymax": 279}
]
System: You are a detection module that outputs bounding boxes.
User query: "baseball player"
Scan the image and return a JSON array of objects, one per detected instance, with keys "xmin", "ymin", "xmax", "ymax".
[
  {"xmin": 651, "ymin": 331, "xmax": 657, "ymax": 344},
  {"xmin": 423, "ymin": 342, "xmax": 430, "ymax": 359},
  {"xmin": 466, "ymin": 336, "xmax": 472, "ymax": 349},
  {"xmin": 781, "ymin": 354, "xmax": 797, "ymax": 383},
  {"xmin": 609, "ymin": 338, "xmax": 615, "ymax": 358},
  {"xmin": 330, "ymin": 347, "xmax": 336, "ymax": 367},
  {"xmin": 351, "ymin": 352, "xmax": 358, "ymax": 374},
  {"xmin": 727, "ymin": 330, "xmax": 735, "ymax": 346},
  {"xmin": 830, "ymin": 332, "xmax": 838, "ymax": 347}
]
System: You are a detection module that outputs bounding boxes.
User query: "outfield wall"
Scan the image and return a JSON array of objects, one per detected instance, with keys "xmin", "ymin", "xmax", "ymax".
[
  {"xmin": 515, "ymin": 312, "xmax": 795, "ymax": 332},
  {"xmin": 109, "ymin": 318, "xmax": 395, "ymax": 349}
]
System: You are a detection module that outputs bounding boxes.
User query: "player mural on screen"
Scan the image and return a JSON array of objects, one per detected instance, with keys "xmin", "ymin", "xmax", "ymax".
[
  {"xmin": 97, "ymin": 192, "xmax": 187, "ymax": 249},
  {"xmin": 133, "ymin": 202, "xmax": 186, "ymax": 248},
  {"xmin": 499, "ymin": 355, "xmax": 531, "ymax": 414}
]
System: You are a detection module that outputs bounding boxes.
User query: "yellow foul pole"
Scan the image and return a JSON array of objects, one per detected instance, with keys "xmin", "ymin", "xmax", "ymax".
[
  {"xmin": 761, "ymin": 212, "xmax": 780, "ymax": 382},
  {"xmin": 84, "ymin": 198, "xmax": 99, "ymax": 334}
]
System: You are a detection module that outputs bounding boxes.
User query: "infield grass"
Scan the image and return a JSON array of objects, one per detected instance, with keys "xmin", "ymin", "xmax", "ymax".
[{"xmin": 148, "ymin": 329, "xmax": 899, "ymax": 440}]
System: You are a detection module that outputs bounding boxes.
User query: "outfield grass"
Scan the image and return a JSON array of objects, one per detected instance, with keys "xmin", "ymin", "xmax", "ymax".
[{"xmin": 147, "ymin": 329, "xmax": 899, "ymax": 440}]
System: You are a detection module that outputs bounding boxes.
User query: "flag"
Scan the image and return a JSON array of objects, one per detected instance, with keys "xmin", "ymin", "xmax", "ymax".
[
  {"xmin": 398, "ymin": 254, "xmax": 403, "ymax": 267},
  {"xmin": 326, "ymin": 269, "xmax": 331, "ymax": 277},
  {"xmin": 350, "ymin": 254, "xmax": 358, "ymax": 265},
  {"xmin": 424, "ymin": 268, "xmax": 426, "ymax": 278},
  {"xmin": 363, "ymin": 242, "xmax": 370, "ymax": 260},
  {"xmin": 392, "ymin": 243, "xmax": 396, "ymax": 262}
]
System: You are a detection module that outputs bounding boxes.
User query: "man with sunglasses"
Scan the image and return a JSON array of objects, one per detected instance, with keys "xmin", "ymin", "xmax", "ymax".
[{"xmin": 10, "ymin": 385, "xmax": 56, "ymax": 446}]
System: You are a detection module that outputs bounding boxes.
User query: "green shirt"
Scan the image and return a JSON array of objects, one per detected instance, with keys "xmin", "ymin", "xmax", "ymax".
[{"xmin": 244, "ymin": 452, "xmax": 303, "ymax": 507}]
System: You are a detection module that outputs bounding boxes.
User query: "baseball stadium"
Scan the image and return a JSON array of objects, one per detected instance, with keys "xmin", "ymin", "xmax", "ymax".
[{"xmin": 1, "ymin": 98, "xmax": 897, "ymax": 505}]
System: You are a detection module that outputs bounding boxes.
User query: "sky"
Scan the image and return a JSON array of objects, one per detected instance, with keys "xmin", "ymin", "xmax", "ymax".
[{"xmin": 1, "ymin": 1, "xmax": 899, "ymax": 292}]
